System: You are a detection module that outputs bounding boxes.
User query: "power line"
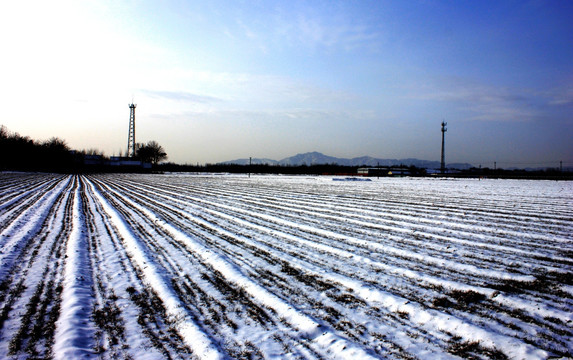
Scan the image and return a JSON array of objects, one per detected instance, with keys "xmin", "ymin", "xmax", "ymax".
[
  {"xmin": 475, "ymin": 161, "xmax": 571, "ymax": 166},
  {"xmin": 469, "ymin": 161, "xmax": 572, "ymax": 170}
]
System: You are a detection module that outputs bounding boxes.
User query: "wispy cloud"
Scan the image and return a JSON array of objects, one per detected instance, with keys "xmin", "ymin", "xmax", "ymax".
[
  {"xmin": 140, "ymin": 90, "xmax": 222, "ymax": 104},
  {"xmin": 152, "ymin": 107, "xmax": 375, "ymax": 126},
  {"xmin": 547, "ymin": 85, "xmax": 573, "ymax": 106},
  {"xmin": 226, "ymin": 4, "xmax": 383, "ymax": 54},
  {"xmin": 236, "ymin": 19, "xmax": 258, "ymax": 40},
  {"xmin": 293, "ymin": 14, "xmax": 381, "ymax": 52},
  {"xmin": 157, "ymin": 69, "xmax": 356, "ymax": 106},
  {"xmin": 406, "ymin": 77, "xmax": 550, "ymax": 122}
]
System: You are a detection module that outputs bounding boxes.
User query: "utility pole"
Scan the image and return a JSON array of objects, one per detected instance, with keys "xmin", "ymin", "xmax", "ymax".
[
  {"xmin": 127, "ymin": 102, "xmax": 137, "ymax": 158},
  {"xmin": 440, "ymin": 121, "xmax": 447, "ymax": 174}
]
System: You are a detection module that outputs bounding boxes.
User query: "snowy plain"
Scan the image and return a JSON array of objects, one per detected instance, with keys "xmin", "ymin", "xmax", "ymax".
[{"xmin": 0, "ymin": 172, "xmax": 571, "ymax": 359}]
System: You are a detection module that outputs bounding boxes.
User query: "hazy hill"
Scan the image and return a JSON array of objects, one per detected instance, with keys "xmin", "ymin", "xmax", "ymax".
[{"xmin": 221, "ymin": 152, "xmax": 474, "ymax": 169}]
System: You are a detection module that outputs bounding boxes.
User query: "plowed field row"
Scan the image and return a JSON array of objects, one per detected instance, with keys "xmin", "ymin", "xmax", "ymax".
[{"xmin": 0, "ymin": 173, "xmax": 571, "ymax": 359}]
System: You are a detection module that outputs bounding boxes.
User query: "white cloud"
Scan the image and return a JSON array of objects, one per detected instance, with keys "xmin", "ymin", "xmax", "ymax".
[
  {"xmin": 140, "ymin": 90, "xmax": 222, "ymax": 104},
  {"xmin": 547, "ymin": 85, "xmax": 573, "ymax": 106},
  {"xmin": 223, "ymin": 3, "xmax": 383, "ymax": 54},
  {"xmin": 405, "ymin": 77, "xmax": 547, "ymax": 122},
  {"xmin": 134, "ymin": 68, "xmax": 357, "ymax": 114},
  {"xmin": 294, "ymin": 14, "xmax": 381, "ymax": 52}
]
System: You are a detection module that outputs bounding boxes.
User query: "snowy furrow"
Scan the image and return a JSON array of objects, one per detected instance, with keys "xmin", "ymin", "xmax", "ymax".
[
  {"xmin": 124, "ymin": 175, "xmax": 571, "ymax": 273},
  {"xmin": 91, "ymin": 179, "xmax": 298, "ymax": 358},
  {"xmin": 120, "ymin": 177, "xmax": 535, "ymax": 284},
  {"xmin": 0, "ymin": 175, "xmax": 75, "ymax": 359},
  {"xmin": 88, "ymin": 177, "xmax": 296, "ymax": 358},
  {"xmin": 94, "ymin": 176, "xmax": 382, "ymax": 360},
  {"xmin": 0, "ymin": 176, "xmax": 71, "ymax": 278},
  {"xmin": 0, "ymin": 175, "xmax": 67, "ymax": 231},
  {"xmin": 186, "ymin": 209, "xmax": 548, "ymax": 359},
  {"xmin": 85, "ymin": 178, "xmax": 223, "ymax": 360},
  {"xmin": 117, "ymin": 178, "xmax": 511, "ymax": 303},
  {"xmin": 197, "ymin": 179, "xmax": 571, "ymax": 256},
  {"xmin": 123, "ymin": 174, "xmax": 571, "ymax": 258},
  {"xmin": 1, "ymin": 173, "xmax": 571, "ymax": 359},
  {"xmin": 99, "ymin": 174, "xmax": 566, "ymax": 359},
  {"xmin": 182, "ymin": 177, "xmax": 571, "ymax": 238},
  {"xmin": 113, "ymin": 176, "xmax": 572, "ymax": 314},
  {"xmin": 176, "ymin": 202, "xmax": 556, "ymax": 359},
  {"xmin": 218, "ymin": 181, "xmax": 572, "ymax": 273},
  {"xmin": 83, "ymin": 177, "xmax": 195, "ymax": 359},
  {"xmin": 53, "ymin": 176, "xmax": 96, "ymax": 359},
  {"xmin": 0, "ymin": 174, "xmax": 57, "ymax": 215},
  {"xmin": 82, "ymin": 181, "xmax": 199, "ymax": 360},
  {"xmin": 195, "ymin": 196, "xmax": 542, "ymax": 277},
  {"xmin": 188, "ymin": 176, "xmax": 571, "ymax": 217},
  {"xmin": 106, "ymin": 177, "xmax": 458, "ymax": 299},
  {"xmin": 146, "ymin": 176, "xmax": 571, "ymax": 241},
  {"xmin": 97, "ymin": 177, "xmax": 452, "ymax": 358},
  {"xmin": 234, "ymin": 191, "xmax": 570, "ymax": 251}
]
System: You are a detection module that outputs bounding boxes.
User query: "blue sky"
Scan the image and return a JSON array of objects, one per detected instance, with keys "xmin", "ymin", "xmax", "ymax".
[{"xmin": 1, "ymin": 0, "xmax": 571, "ymax": 167}]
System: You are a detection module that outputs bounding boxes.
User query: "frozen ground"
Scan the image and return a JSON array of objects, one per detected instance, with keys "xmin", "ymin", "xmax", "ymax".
[{"xmin": 0, "ymin": 172, "xmax": 571, "ymax": 359}]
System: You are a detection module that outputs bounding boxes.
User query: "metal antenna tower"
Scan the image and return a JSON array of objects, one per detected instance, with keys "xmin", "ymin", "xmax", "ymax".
[
  {"xmin": 127, "ymin": 102, "xmax": 137, "ymax": 158},
  {"xmin": 440, "ymin": 121, "xmax": 447, "ymax": 173}
]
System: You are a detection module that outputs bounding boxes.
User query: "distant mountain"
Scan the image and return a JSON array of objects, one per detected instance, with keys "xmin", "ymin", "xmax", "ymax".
[
  {"xmin": 278, "ymin": 152, "xmax": 341, "ymax": 166},
  {"xmin": 221, "ymin": 152, "xmax": 474, "ymax": 169},
  {"xmin": 219, "ymin": 157, "xmax": 278, "ymax": 165}
]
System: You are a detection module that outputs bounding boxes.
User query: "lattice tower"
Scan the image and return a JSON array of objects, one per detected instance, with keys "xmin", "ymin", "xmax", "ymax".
[
  {"xmin": 441, "ymin": 121, "xmax": 447, "ymax": 173},
  {"xmin": 127, "ymin": 103, "xmax": 137, "ymax": 158}
]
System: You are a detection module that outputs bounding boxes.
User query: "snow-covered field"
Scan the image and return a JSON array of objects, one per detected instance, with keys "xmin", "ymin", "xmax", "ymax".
[{"xmin": 0, "ymin": 172, "xmax": 571, "ymax": 360}]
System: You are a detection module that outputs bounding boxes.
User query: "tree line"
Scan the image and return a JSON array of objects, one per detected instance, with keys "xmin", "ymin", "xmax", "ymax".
[
  {"xmin": 0, "ymin": 125, "xmax": 167, "ymax": 173},
  {"xmin": 2, "ymin": 124, "xmax": 569, "ymax": 178},
  {"xmin": 157, "ymin": 162, "xmax": 429, "ymax": 176}
]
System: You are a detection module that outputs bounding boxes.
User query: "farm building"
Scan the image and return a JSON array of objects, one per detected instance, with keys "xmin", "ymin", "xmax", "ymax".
[
  {"xmin": 357, "ymin": 166, "xmax": 412, "ymax": 177},
  {"xmin": 109, "ymin": 156, "xmax": 152, "ymax": 169}
]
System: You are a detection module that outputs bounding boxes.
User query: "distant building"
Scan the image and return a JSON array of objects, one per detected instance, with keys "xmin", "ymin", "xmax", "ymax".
[
  {"xmin": 83, "ymin": 154, "xmax": 105, "ymax": 166},
  {"xmin": 357, "ymin": 166, "xmax": 412, "ymax": 177},
  {"xmin": 109, "ymin": 156, "xmax": 151, "ymax": 169}
]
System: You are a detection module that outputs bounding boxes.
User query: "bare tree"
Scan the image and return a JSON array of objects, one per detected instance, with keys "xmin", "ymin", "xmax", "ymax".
[
  {"xmin": 0, "ymin": 125, "xmax": 8, "ymax": 140},
  {"xmin": 43, "ymin": 137, "xmax": 69, "ymax": 152},
  {"xmin": 83, "ymin": 148, "xmax": 105, "ymax": 156},
  {"xmin": 136, "ymin": 140, "xmax": 167, "ymax": 165}
]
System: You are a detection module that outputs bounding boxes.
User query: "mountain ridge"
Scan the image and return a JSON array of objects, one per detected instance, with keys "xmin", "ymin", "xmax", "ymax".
[{"xmin": 220, "ymin": 151, "xmax": 474, "ymax": 169}]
